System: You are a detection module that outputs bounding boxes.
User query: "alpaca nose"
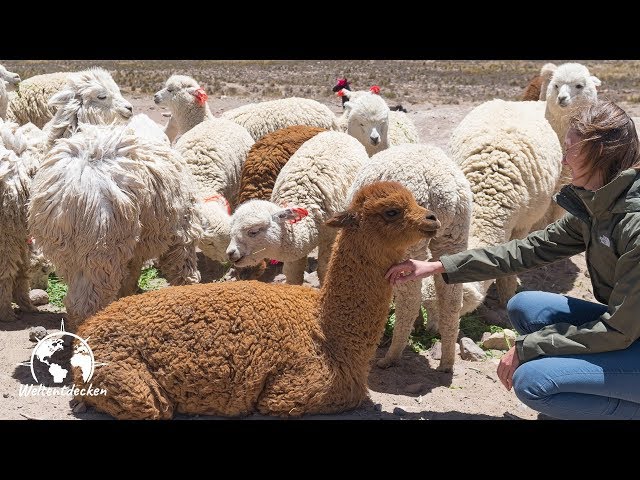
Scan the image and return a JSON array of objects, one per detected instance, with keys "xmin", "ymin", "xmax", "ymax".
[
  {"xmin": 558, "ymin": 95, "xmax": 568, "ymax": 105},
  {"xmin": 227, "ymin": 247, "xmax": 241, "ymax": 261},
  {"xmin": 125, "ymin": 105, "xmax": 133, "ymax": 112},
  {"xmin": 426, "ymin": 213, "xmax": 437, "ymax": 221},
  {"xmin": 154, "ymin": 93, "xmax": 161, "ymax": 104}
]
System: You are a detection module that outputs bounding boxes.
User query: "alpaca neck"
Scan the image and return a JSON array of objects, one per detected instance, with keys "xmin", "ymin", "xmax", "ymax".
[
  {"xmin": 318, "ymin": 231, "xmax": 404, "ymax": 379},
  {"xmin": 175, "ymin": 103, "xmax": 214, "ymax": 138}
]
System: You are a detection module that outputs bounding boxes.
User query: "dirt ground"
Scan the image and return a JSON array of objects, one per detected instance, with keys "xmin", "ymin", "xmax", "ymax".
[{"xmin": 2, "ymin": 60, "xmax": 640, "ymax": 420}]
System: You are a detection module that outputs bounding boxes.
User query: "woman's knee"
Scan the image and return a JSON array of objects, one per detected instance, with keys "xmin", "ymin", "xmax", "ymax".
[
  {"xmin": 507, "ymin": 291, "xmax": 540, "ymax": 334},
  {"xmin": 512, "ymin": 362, "xmax": 551, "ymax": 407}
]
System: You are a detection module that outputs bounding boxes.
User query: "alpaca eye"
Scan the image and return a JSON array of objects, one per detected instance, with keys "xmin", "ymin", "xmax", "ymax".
[
  {"xmin": 167, "ymin": 88, "xmax": 174, "ymax": 93},
  {"xmin": 384, "ymin": 209, "xmax": 399, "ymax": 218},
  {"xmin": 555, "ymin": 84, "xmax": 559, "ymax": 89},
  {"xmin": 97, "ymin": 94, "xmax": 107, "ymax": 100},
  {"xmin": 248, "ymin": 229, "xmax": 261, "ymax": 238},
  {"xmin": 576, "ymin": 84, "xmax": 583, "ymax": 89}
]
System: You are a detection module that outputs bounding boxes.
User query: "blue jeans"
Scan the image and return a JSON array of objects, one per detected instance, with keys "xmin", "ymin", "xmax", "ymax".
[{"xmin": 508, "ymin": 291, "xmax": 640, "ymax": 420}]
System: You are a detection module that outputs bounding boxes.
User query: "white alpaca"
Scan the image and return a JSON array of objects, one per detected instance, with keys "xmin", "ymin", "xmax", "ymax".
[
  {"xmin": 0, "ymin": 122, "xmax": 39, "ymax": 321},
  {"xmin": 348, "ymin": 143, "xmax": 473, "ymax": 372},
  {"xmin": 226, "ymin": 131, "xmax": 368, "ymax": 285},
  {"xmin": 42, "ymin": 67, "xmax": 133, "ymax": 151},
  {"xmin": 0, "ymin": 64, "xmax": 21, "ymax": 120},
  {"xmin": 338, "ymin": 89, "xmax": 419, "ymax": 156},
  {"xmin": 6, "ymin": 72, "xmax": 70, "ymax": 128},
  {"xmin": 28, "ymin": 123, "xmax": 201, "ymax": 328},
  {"xmin": 448, "ymin": 99, "xmax": 563, "ymax": 307},
  {"xmin": 154, "ymin": 74, "xmax": 214, "ymax": 143},
  {"xmin": 221, "ymin": 97, "xmax": 339, "ymax": 141},
  {"xmin": 534, "ymin": 63, "xmax": 601, "ymax": 228}
]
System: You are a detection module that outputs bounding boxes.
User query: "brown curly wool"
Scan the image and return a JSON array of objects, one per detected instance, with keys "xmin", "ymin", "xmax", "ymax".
[
  {"xmin": 75, "ymin": 181, "xmax": 440, "ymax": 419},
  {"xmin": 236, "ymin": 125, "xmax": 326, "ymax": 205}
]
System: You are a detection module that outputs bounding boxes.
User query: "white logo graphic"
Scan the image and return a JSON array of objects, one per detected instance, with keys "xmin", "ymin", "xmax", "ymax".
[
  {"xmin": 17, "ymin": 320, "xmax": 107, "ymax": 397},
  {"xmin": 599, "ymin": 234, "xmax": 611, "ymax": 247}
]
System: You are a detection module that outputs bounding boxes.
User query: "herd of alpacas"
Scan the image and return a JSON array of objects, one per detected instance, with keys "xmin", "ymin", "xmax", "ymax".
[{"xmin": 0, "ymin": 61, "xmax": 604, "ymax": 418}]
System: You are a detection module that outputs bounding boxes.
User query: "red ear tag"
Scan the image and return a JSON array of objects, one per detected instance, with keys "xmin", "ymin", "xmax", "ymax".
[
  {"xmin": 204, "ymin": 194, "xmax": 231, "ymax": 215},
  {"xmin": 194, "ymin": 87, "xmax": 208, "ymax": 106},
  {"xmin": 370, "ymin": 85, "xmax": 381, "ymax": 95}
]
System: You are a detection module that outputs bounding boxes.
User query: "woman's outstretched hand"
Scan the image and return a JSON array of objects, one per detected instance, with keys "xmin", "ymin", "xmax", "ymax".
[{"xmin": 385, "ymin": 259, "xmax": 445, "ymax": 286}]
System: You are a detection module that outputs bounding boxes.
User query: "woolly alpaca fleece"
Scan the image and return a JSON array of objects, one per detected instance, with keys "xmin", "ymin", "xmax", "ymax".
[
  {"xmin": 448, "ymin": 99, "xmax": 562, "ymax": 306},
  {"xmin": 73, "ymin": 181, "xmax": 441, "ymax": 419},
  {"xmin": 6, "ymin": 72, "xmax": 70, "ymax": 128},
  {"xmin": 0, "ymin": 122, "xmax": 38, "ymax": 321},
  {"xmin": 43, "ymin": 67, "xmax": 133, "ymax": 150},
  {"xmin": 154, "ymin": 74, "xmax": 214, "ymax": 143},
  {"xmin": 174, "ymin": 118, "xmax": 254, "ymax": 203},
  {"xmin": 226, "ymin": 131, "xmax": 368, "ymax": 285},
  {"xmin": 348, "ymin": 143, "xmax": 473, "ymax": 371},
  {"xmin": 28, "ymin": 123, "xmax": 201, "ymax": 329},
  {"xmin": 221, "ymin": 97, "xmax": 339, "ymax": 141},
  {"xmin": 0, "ymin": 64, "xmax": 21, "ymax": 120}
]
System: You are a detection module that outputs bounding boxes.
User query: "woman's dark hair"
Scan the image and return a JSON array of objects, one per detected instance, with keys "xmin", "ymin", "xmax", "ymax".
[{"xmin": 569, "ymin": 100, "xmax": 640, "ymax": 185}]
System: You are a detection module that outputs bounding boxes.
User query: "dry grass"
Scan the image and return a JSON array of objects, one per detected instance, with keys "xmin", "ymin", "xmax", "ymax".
[{"xmin": 2, "ymin": 60, "xmax": 639, "ymax": 105}]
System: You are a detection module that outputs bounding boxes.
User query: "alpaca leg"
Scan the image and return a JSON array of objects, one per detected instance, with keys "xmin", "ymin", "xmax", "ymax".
[
  {"xmin": 117, "ymin": 257, "xmax": 145, "ymax": 298},
  {"xmin": 158, "ymin": 242, "xmax": 201, "ymax": 286},
  {"xmin": 421, "ymin": 276, "xmax": 440, "ymax": 333},
  {"xmin": 83, "ymin": 358, "xmax": 174, "ymax": 420},
  {"xmin": 0, "ymin": 276, "xmax": 17, "ymax": 322},
  {"xmin": 316, "ymin": 229, "xmax": 337, "ymax": 285},
  {"xmin": 282, "ymin": 257, "xmax": 307, "ymax": 285},
  {"xmin": 496, "ymin": 226, "xmax": 528, "ymax": 306},
  {"xmin": 378, "ymin": 279, "xmax": 422, "ymax": 368},
  {"xmin": 13, "ymin": 268, "xmax": 38, "ymax": 313},
  {"xmin": 64, "ymin": 269, "xmax": 123, "ymax": 331},
  {"xmin": 433, "ymin": 274, "xmax": 463, "ymax": 372}
]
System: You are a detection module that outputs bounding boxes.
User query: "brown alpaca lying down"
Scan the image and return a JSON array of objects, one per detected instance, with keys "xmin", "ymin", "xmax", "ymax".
[{"xmin": 74, "ymin": 181, "xmax": 440, "ymax": 419}]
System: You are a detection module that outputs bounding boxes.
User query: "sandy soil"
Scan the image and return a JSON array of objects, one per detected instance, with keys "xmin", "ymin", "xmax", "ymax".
[{"xmin": 3, "ymin": 68, "xmax": 640, "ymax": 420}]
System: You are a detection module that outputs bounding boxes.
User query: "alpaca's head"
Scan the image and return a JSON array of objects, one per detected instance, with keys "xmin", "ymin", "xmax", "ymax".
[
  {"xmin": 0, "ymin": 64, "xmax": 21, "ymax": 87},
  {"xmin": 326, "ymin": 181, "xmax": 440, "ymax": 254},
  {"xmin": 546, "ymin": 63, "xmax": 600, "ymax": 110},
  {"xmin": 226, "ymin": 199, "xmax": 309, "ymax": 267},
  {"xmin": 198, "ymin": 194, "xmax": 232, "ymax": 262},
  {"xmin": 47, "ymin": 68, "xmax": 133, "ymax": 129},
  {"xmin": 343, "ymin": 90, "xmax": 390, "ymax": 155},
  {"xmin": 154, "ymin": 75, "xmax": 208, "ymax": 113}
]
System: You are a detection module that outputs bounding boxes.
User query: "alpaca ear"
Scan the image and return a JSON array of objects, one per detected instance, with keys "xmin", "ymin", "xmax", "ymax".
[
  {"xmin": 272, "ymin": 206, "xmax": 309, "ymax": 224},
  {"xmin": 326, "ymin": 211, "xmax": 359, "ymax": 229},
  {"xmin": 340, "ymin": 88, "xmax": 352, "ymax": 99},
  {"xmin": 187, "ymin": 86, "xmax": 208, "ymax": 105},
  {"xmin": 590, "ymin": 75, "xmax": 602, "ymax": 87},
  {"xmin": 540, "ymin": 63, "xmax": 557, "ymax": 80},
  {"xmin": 48, "ymin": 89, "xmax": 75, "ymax": 108}
]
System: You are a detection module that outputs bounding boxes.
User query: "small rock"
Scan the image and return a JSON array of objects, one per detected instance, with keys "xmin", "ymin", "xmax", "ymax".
[
  {"xmin": 481, "ymin": 329, "xmax": 517, "ymax": 350},
  {"xmin": 429, "ymin": 341, "xmax": 459, "ymax": 360},
  {"xmin": 72, "ymin": 402, "xmax": 87, "ymax": 414},
  {"xmin": 415, "ymin": 395, "xmax": 423, "ymax": 404},
  {"xmin": 28, "ymin": 326, "xmax": 47, "ymax": 342},
  {"xmin": 405, "ymin": 382, "xmax": 424, "ymax": 394},
  {"xmin": 3, "ymin": 393, "xmax": 9, "ymax": 398},
  {"xmin": 272, "ymin": 274, "xmax": 287, "ymax": 284},
  {"xmin": 29, "ymin": 289, "xmax": 49, "ymax": 306},
  {"xmin": 459, "ymin": 337, "xmax": 487, "ymax": 361},
  {"xmin": 373, "ymin": 403, "xmax": 382, "ymax": 412},
  {"xmin": 393, "ymin": 407, "xmax": 407, "ymax": 417},
  {"xmin": 161, "ymin": 112, "xmax": 171, "ymax": 118},
  {"xmin": 481, "ymin": 332, "xmax": 492, "ymax": 344}
]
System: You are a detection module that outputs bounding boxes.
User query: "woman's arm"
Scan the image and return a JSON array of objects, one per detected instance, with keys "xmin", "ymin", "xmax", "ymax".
[{"xmin": 440, "ymin": 213, "xmax": 586, "ymax": 284}]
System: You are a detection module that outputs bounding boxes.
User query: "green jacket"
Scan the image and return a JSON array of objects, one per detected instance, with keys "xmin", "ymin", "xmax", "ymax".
[{"xmin": 440, "ymin": 168, "xmax": 640, "ymax": 363}]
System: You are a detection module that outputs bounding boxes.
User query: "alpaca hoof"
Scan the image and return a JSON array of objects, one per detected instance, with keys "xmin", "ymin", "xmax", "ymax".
[
  {"xmin": 436, "ymin": 363, "xmax": 454, "ymax": 373},
  {"xmin": 376, "ymin": 357, "xmax": 397, "ymax": 369},
  {"xmin": 18, "ymin": 303, "xmax": 39, "ymax": 313},
  {"xmin": 0, "ymin": 310, "xmax": 18, "ymax": 322}
]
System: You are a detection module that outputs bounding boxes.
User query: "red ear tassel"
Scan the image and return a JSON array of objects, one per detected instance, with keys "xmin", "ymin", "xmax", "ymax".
[
  {"xmin": 370, "ymin": 85, "xmax": 381, "ymax": 95},
  {"xmin": 288, "ymin": 207, "xmax": 309, "ymax": 224},
  {"xmin": 337, "ymin": 89, "xmax": 345, "ymax": 97},
  {"xmin": 204, "ymin": 194, "xmax": 231, "ymax": 215},
  {"xmin": 26, "ymin": 237, "xmax": 34, "ymax": 245},
  {"xmin": 194, "ymin": 87, "xmax": 208, "ymax": 106}
]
